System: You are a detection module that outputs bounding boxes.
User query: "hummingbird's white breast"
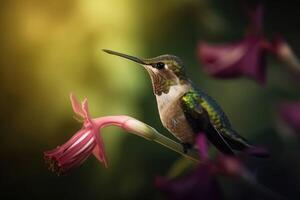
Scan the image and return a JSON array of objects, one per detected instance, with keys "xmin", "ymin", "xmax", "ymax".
[
  {"xmin": 155, "ymin": 83, "xmax": 195, "ymax": 144},
  {"xmin": 156, "ymin": 84, "xmax": 188, "ymax": 111}
]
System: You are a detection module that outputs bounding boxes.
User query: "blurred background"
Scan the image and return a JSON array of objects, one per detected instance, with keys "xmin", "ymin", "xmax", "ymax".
[{"xmin": 1, "ymin": 0, "xmax": 300, "ymax": 199}]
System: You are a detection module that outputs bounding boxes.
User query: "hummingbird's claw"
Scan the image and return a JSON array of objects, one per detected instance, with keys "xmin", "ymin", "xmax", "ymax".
[{"xmin": 181, "ymin": 142, "xmax": 193, "ymax": 154}]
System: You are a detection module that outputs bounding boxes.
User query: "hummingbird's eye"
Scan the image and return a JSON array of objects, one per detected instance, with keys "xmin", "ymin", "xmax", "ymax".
[{"xmin": 156, "ymin": 62, "xmax": 165, "ymax": 70}]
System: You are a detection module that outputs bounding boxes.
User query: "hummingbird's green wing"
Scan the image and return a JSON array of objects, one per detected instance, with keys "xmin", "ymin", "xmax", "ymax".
[{"xmin": 180, "ymin": 91, "xmax": 234, "ymax": 155}]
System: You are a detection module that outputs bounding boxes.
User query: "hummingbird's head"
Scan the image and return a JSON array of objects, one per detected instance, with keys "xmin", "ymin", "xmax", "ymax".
[{"xmin": 103, "ymin": 49, "xmax": 188, "ymax": 95}]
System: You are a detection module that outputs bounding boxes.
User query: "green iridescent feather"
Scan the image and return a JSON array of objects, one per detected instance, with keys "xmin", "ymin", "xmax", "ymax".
[{"xmin": 181, "ymin": 87, "xmax": 252, "ymax": 152}]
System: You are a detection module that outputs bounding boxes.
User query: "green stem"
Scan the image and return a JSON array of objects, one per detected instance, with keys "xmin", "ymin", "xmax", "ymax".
[
  {"xmin": 124, "ymin": 117, "xmax": 200, "ymax": 162},
  {"xmin": 149, "ymin": 126, "xmax": 200, "ymax": 162},
  {"xmin": 97, "ymin": 116, "xmax": 200, "ymax": 162}
]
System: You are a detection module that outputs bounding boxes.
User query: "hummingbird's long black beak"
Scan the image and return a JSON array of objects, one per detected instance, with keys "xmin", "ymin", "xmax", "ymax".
[{"xmin": 102, "ymin": 49, "xmax": 145, "ymax": 65}]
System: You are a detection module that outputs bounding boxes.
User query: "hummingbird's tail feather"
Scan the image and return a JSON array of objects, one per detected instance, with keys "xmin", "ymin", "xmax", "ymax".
[
  {"xmin": 223, "ymin": 129, "xmax": 269, "ymax": 158},
  {"xmin": 245, "ymin": 145, "xmax": 270, "ymax": 158},
  {"xmin": 204, "ymin": 124, "xmax": 235, "ymax": 156}
]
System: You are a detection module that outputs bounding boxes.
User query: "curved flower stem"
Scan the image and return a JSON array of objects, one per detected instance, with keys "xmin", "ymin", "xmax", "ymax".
[{"xmin": 93, "ymin": 116, "xmax": 200, "ymax": 162}]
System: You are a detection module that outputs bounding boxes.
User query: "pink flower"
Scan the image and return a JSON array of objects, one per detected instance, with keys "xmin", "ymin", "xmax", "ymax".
[
  {"xmin": 198, "ymin": 5, "xmax": 269, "ymax": 84},
  {"xmin": 155, "ymin": 135, "xmax": 221, "ymax": 200},
  {"xmin": 44, "ymin": 94, "xmax": 108, "ymax": 175},
  {"xmin": 198, "ymin": 36, "xmax": 268, "ymax": 84},
  {"xmin": 44, "ymin": 94, "xmax": 158, "ymax": 175},
  {"xmin": 155, "ymin": 135, "xmax": 247, "ymax": 200},
  {"xmin": 197, "ymin": 5, "xmax": 299, "ymax": 84}
]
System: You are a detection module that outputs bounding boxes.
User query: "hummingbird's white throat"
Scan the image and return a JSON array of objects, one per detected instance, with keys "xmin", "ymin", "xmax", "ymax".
[{"xmin": 144, "ymin": 64, "xmax": 182, "ymax": 96}]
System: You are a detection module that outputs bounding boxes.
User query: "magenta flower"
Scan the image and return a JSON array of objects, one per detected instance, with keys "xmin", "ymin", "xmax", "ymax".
[
  {"xmin": 155, "ymin": 134, "xmax": 274, "ymax": 199},
  {"xmin": 278, "ymin": 102, "xmax": 300, "ymax": 136},
  {"xmin": 155, "ymin": 134, "xmax": 247, "ymax": 200},
  {"xmin": 198, "ymin": 36, "xmax": 268, "ymax": 84},
  {"xmin": 197, "ymin": 5, "xmax": 299, "ymax": 84}
]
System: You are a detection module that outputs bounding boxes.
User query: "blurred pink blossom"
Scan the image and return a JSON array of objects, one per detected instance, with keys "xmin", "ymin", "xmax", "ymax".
[
  {"xmin": 198, "ymin": 36, "xmax": 268, "ymax": 84},
  {"xmin": 198, "ymin": 5, "xmax": 300, "ymax": 84},
  {"xmin": 156, "ymin": 135, "xmax": 248, "ymax": 200}
]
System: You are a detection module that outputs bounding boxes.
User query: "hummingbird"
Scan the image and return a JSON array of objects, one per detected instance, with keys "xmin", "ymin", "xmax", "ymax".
[{"xmin": 103, "ymin": 49, "xmax": 268, "ymax": 157}]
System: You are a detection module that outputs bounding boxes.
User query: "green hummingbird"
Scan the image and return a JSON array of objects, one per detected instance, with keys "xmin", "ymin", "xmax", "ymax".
[{"xmin": 103, "ymin": 49, "xmax": 267, "ymax": 157}]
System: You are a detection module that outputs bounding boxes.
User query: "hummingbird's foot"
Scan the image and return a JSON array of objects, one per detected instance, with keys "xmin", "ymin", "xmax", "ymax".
[{"xmin": 181, "ymin": 142, "xmax": 192, "ymax": 154}]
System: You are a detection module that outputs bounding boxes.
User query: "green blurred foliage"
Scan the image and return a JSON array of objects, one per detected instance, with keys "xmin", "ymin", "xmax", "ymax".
[{"xmin": 1, "ymin": 0, "xmax": 300, "ymax": 199}]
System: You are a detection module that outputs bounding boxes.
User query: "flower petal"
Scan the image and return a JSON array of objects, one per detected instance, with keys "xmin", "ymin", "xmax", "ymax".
[
  {"xmin": 44, "ymin": 128, "xmax": 96, "ymax": 175},
  {"xmin": 82, "ymin": 97, "xmax": 91, "ymax": 120},
  {"xmin": 70, "ymin": 93, "xmax": 85, "ymax": 118},
  {"xmin": 93, "ymin": 129, "xmax": 108, "ymax": 167},
  {"xmin": 198, "ymin": 36, "xmax": 267, "ymax": 84},
  {"xmin": 196, "ymin": 133, "xmax": 209, "ymax": 160}
]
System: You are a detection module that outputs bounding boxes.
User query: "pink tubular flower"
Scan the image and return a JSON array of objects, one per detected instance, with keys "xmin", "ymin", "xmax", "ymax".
[
  {"xmin": 197, "ymin": 5, "xmax": 300, "ymax": 84},
  {"xmin": 44, "ymin": 94, "xmax": 108, "ymax": 175},
  {"xmin": 44, "ymin": 94, "xmax": 145, "ymax": 175}
]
